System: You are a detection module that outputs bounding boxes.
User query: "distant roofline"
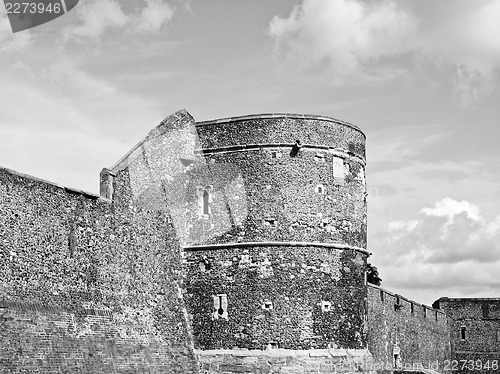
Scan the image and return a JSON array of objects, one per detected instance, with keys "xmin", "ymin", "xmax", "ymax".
[
  {"xmin": 437, "ymin": 297, "xmax": 500, "ymax": 302},
  {"xmin": 196, "ymin": 113, "xmax": 365, "ymax": 138}
]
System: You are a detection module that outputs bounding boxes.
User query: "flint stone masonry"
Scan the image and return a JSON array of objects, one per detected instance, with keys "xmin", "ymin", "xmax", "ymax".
[
  {"xmin": 0, "ymin": 166, "xmax": 197, "ymax": 373},
  {"xmin": 185, "ymin": 245, "xmax": 367, "ymax": 350},
  {"xmin": 3, "ymin": 109, "xmax": 487, "ymax": 373},
  {"xmin": 367, "ymin": 284, "xmax": 450, "ymax": 371},
  {"xmin": 435, "ymin": 298, "xmax": 500, "ymax": 373}
]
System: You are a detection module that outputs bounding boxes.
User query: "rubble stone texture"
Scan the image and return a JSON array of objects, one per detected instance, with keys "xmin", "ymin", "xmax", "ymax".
[{"xmin": 2, "ymin": 109, "xmax": 481, "ymax": 374}]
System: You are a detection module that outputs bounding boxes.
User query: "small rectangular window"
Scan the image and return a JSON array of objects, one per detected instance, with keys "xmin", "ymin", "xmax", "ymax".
[
  {"xmin": 332, "ymin": 157, "xmax": 346, "ymax": 185},
  {"xmin": 321, "ymin": 300, "xmax": 332, "ymax": 312},
  {"xmin": 380, "ymin": 290, "xmax": 384, "ymax": 301},
  {"xmin": 316, "ymin": 184, "xmax": 325, "ymax": 194},
  {"xmin": 460, "ymin": 326, "xmax": 467, "ymax": 341},
  {"xmin": 196, "ymin": 185, "xmax": 213, "ymax": 219},
  {"xmin": 410, "ymin": 303, "xmax": 414, "ymax": 313}
]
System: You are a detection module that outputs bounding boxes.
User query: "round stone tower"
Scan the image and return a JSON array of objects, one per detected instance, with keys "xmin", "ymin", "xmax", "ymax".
[{"xmin": 183, "ymin": 113, "xmax": 368, "ymax": 350}]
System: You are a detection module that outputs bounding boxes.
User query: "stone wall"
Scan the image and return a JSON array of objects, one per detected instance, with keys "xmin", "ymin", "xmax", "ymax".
[
  {"xmin": 185, "ymin": 244, "xmax": 368, "ymax": 350},
  {"xmin": 434, "ymin": 298, "xmax": 500, "ymax": 373},
  {"xmin": 0, "ymin": 166, "xmax": 197, "ymax": 373},
  {"xmin": 367, "ymin": 284, "xmax": 451, "ymax": 371},
  {"xmin": 195, "ymin": 348, "xmax": 377, "ymax": 374},
  {"xmin": 191, "ymin": 114, "xmax": 367, "ymax": 249}
]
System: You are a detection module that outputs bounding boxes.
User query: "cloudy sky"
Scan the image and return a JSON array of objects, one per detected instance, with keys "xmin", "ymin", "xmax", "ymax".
[{"xmin": 1, "ymin": 0, "xmax": 500, "ymax": 306}]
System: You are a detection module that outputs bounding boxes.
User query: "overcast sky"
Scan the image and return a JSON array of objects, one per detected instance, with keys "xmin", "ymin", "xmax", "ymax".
[{"xmin": 1, "ymin": 0, "xmax": 500, "ymax": 306}]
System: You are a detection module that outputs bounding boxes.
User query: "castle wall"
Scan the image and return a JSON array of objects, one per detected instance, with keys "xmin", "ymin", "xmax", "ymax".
[
  {"xmin": 435, "ymin": 298, "xmax": 500, "ymax": 373},
  {"xmin": 185, "ymin": 244, "xmax": 367, "ymax": 350},
  {"xmin": 0, "ymin": 166, "xmax": 197, "ymax": 373},
  {"xmin": 367, "ymin": 284, "xmax": 451, "ymax": 370}
]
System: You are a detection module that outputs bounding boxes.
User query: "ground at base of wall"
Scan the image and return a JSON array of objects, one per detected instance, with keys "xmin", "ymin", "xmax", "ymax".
[{"xmin": 196, "ymin": 348, "xmax": 377, "ymax": 374}]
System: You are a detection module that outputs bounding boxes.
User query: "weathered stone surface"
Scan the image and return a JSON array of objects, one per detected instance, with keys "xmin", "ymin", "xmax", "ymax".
[
  {"xmin": 367, "ymin": 284, "xmax": 450, "ymax": 370},
  {"xmin": 435, "ymin": 297, "xmax": 500, "ymax": 373},
  {"xmin": 195, "ymin": 348, "xmax": 377, "ymax": 374},
  {"xmin": 0, "ymin": 112, "xmax": 198, "ymax": 374}
]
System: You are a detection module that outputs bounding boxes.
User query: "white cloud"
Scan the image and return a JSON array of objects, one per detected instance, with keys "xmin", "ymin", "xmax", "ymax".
[
  {"xmin": 269, "ymin": 0, "xmax": 500, "ymax": 100},
  {"xmin": 371, "ymin": 198, "xmax": 500, "ymax": 299},
  {"xmin": 269, "ymin": 0, "xmax": 415, "ymax": 84},
  {"xmin": 64, "ymin": 0, "xmax": 130, "ymax": 41},
  {"xmin": 64, "ymin": 0, "xmax": 175, "ymax": 42},
  {"xmin": 420, "ymin": 198, "xmax": 480, "ymax": 222},
  {"xmin": 134, "ymin": 0, "xmax": 175, "ymax": 34}
]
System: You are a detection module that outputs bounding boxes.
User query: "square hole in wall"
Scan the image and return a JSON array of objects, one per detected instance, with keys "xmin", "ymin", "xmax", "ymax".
[
  {"xmin": 263, "ymin": 301, "xmax": 273, "ymax": 310},
  {"xmin": 264, "ymin": 218, "xmax": 277, "ymax": 228},
  {"xmin": 321, "ymin": 301, "xmax": 332, "ymax": 312},
  {"xmin": 270, "ymin": 150, "xmax": 282, "ymax": 159}
]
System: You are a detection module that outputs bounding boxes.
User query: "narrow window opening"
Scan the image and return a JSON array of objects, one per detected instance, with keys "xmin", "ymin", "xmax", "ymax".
[
  {"xmin": 316, "ymin": 184, "xmax": 325, "ymax": 194},
  {"xmin": 217, "ymin": 295, "xmax": 224, "ymax": 316},
  {"xmin": 460, "ymin": 326, "xmax": 467, "ymax": 341},
  {"xmin": 410, "ymin": 303, "xmax": 414, "ymax": 313},
  {"xmin": 423, "ymin": 306, "xmax": 427, "ymax": 318},
  {"xmin": 380, "ymin": 290, "xmax": 384, "ymax": 302},
  {"xmin": 271, "ymin": 151, "xmax": 277, "ymax": 158},
  {"xmin": 197, "ymin": 186, "xmax": 213, "ymax": 219},
  {"xmin": 203, "ymin": 190, "xmax": 210, "ymax": 215},
  {"xmin": 394, "ymin": 296, "xmax": 402, "ymax": 311},
  {"xmin": 263, "ymin": 301, "xmax": 273, "ymax": 310},
  {"xmin": 496, "ymin": 330, "xmax": 500, "ymax": 342},
  {"xmin": 213, "ymin": 294, "xmax": 228, "ymax": 320}
]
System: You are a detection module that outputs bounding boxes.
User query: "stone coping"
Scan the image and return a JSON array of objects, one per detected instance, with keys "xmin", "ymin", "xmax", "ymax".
[
  {"xmin": 197, "ymin": 143, "xmax": 366, "ymax": 164},
  {"xmin": 194, "ymin": 348, "xmax": 372, "ymax": 358},
  {"xmin": 184, "ymin": 241, "xmax": 369, "ymax": 255},
  {"xmin": 195, "ymin": 113, "xmax": 365, "ymax": 137},
  {"xmin": 368, "ymin": 283, "xmax": 446, "ymax": 316},
  {"xmin": 436, "ymin": 297, "xmax": 500, "ymax": 302}
]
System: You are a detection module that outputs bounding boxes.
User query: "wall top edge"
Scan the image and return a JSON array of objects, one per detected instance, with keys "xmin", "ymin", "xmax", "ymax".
[
  {"xmin": 195, "ymin": 113, "xmax": 365, "ymax": 137},
  {"xmin": 194, "ymin": 348, "xmax": 371, "ymax": 357},
  {"xmin": 437, "ymin": 297, "xmax": 500, "ymax": 302},
  {"xmin": 0, "ymin": 165, "xmax": 105, "ymax": 202},
  {"xmin": 184, "ymin": 241, "xmax": 369, "ymax": 255},
  {"xmin": 367, "ymin": 283, "xmax": 446, "ymax": 315}
]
